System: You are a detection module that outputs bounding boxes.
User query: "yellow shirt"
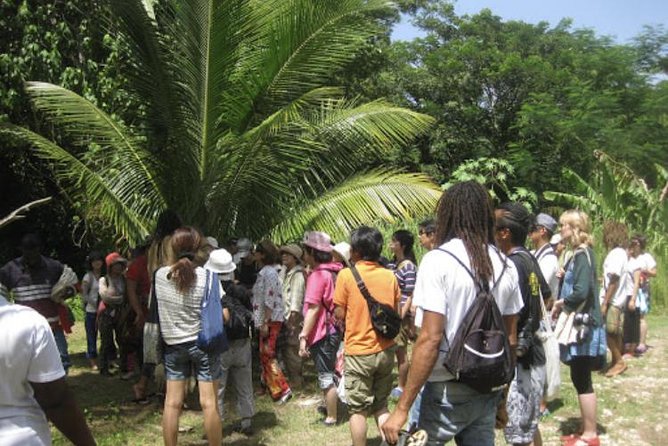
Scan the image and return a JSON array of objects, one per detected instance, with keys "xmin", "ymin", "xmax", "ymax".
[{"xmin": 333, "ymin": 261, "xmax": 400, "ymax": 355}]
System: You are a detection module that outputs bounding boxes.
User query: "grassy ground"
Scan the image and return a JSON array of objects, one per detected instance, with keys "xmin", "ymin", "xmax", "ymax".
[{"xmin": 53, "ymin": 314, "xmax": 668, "ymax": 445}]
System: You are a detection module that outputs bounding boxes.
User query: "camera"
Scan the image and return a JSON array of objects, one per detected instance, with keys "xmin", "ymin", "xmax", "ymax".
[
  {"xmin": 516, "ymin": 330, "xmax": 532, "ymax": 358},
  {"xmin": 574, "ymin": 312, "xmax": 591, "ymax": 326}
]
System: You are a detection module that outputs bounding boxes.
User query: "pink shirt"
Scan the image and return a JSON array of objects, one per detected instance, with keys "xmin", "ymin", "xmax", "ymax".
[{"xmin": 303, "ymin": 262, "xmax": 343, "ymax": 346}]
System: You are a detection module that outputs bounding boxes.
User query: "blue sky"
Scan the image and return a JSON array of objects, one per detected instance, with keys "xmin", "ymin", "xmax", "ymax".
[{"xmin": 392, "ymin": 0, "xmax": 668, "ymax": 43}]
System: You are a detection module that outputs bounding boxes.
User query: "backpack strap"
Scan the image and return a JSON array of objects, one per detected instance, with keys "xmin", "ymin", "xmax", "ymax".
[{"xmin": 436, "ymin": 248, "xmax": 507, "ymax": 293}]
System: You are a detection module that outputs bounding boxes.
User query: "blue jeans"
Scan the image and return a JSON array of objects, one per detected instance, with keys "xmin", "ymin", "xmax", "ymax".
[
  {"xmin": 84, "ymin": 312, "xmax": 98, "ymax": 359},
  {"xmin": 53, "ymin": 328, "xmax": 71, "ymax": 372},
  {"xmin": 164, "ymin": 341, "xmax": 222, "ymax": 382},
  {"xmin": 408, "ymin": 385, "xmax": 423, "ymax": 429},
  {"xmin": 419, "ymin": 381, "xmax": 502, "ymax": 446}
]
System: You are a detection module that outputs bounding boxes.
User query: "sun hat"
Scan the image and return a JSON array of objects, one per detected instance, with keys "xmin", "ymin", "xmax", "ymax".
[
  {"xmin": 332, "ymin": 241, "xmax": 351, "ymax": 262},
  {"xmin": 105, "ymin": 252, "xmax": 127, "ymax": 269},
  {"xmin": 204, "ymin": 249, "xmax": 237, "ymax": 276},
  {"xmin": 236, "ymin": 238, "xmax": 253, "ymax": 259},
  {"xmin": 205, "ymin": 236, "xmax": 219, "ymax": 249},
  {"xmin": 550, "ymin": 233, "xmax": 562, "ymax": 245},
  {"xmin": 280, "ymin": 244, "xmax": 303, "ymax": 260},
  {"xmin": 303, "ymin": 231, "xmax": 333, "ymax": 253},
  {"xmin": 535, "ymin": 213, "xmax": 558, "ymax": 234}
]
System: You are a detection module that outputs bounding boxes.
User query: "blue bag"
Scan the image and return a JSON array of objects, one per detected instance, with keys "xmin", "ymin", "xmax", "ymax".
[{"xmin": 197, "ymin": 270, "xmax": 229, "ymax": 354}]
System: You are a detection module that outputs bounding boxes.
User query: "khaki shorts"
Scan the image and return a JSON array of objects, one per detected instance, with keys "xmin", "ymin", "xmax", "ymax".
[
  {"xmin": 606, "ymin": 304, "xmax": 624, "ymax": 336},
  {"xmin": 344, "ymin": 346, "xmax": 396, "ymax": 414}
]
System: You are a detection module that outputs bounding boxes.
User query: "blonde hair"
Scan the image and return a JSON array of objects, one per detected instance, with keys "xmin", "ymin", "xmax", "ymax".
[{"xmin": 559, "ymin": 210, "xmax": 594, "ymax": 247}]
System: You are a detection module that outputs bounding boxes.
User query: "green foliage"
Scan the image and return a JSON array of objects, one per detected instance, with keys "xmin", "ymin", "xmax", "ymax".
[
  {"xmin": 442, "ymin": 157, "xmax": 537, "ymax": 209},
  {"xmin": 3, "ymin": 0, "xmax": 438, "ymax": 246}
]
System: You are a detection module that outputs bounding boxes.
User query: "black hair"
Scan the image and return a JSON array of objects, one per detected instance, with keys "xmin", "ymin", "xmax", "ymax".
[
  {"xmin": 418, "ymin": 218, "xmax": 436, "ymax": 234},
  {"xmin": 392, "ymin": 230, "xmax": 417, "ymax": 264},
  {"xmin": 303, "ymin": 245, "xmax": 332, "ymax": 264},
  {"xmin": 154, "ymin": 209, "xmax": 182, "ymax": 240},
  {"xmin": 255, "ymin": 240, "xmax": 280, "ymax": 265},
  {"xmin": 630, "ymin": 233, "xmax": 647, "ymax": 251},
  {"xmin": 86, "ymin": 250, "xmax": 106, "ymax": 271},
  {"xmin": 21, "ymin": 233, "xmax": 42, "ymax": 250},
  {"xmin": 350, "ymin": 226, "xmax": 383, "ymax": 261},
  {"xmin": 435, "ymin": 181, "xmax": 496, "ymax": 283},
  {"xmin": 496, "ymin": 202, "xmax": 532, "ymax": 246}
]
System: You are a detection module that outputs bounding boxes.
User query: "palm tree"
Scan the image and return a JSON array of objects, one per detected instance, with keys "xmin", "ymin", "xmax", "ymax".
[{"xmin": 1, "ymin": 0, "xmax": 438, "ymax": 244}]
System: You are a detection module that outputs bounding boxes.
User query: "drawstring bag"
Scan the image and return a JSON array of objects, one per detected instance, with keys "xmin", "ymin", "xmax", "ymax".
[
  {"xmin": 537, "ymin": 291, "xmax": 561, "ymax": 401},
  {"xmin": 197, "ymin": 270, "xmax": 229, "ymax": 354}
]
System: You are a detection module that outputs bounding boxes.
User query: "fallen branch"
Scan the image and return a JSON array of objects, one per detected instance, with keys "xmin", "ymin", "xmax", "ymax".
[{"xmin": 0, "ymin": 197, "xmax": 53, "ymax": 230}]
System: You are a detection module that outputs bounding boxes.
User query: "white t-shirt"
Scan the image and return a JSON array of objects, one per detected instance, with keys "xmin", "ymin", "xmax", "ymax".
[
  {"xmin": 603, "ymin": 247, "xmax": 632, "ymax": 307},
  {"xmin": 637, "ymin": 252, "xmax": 657, "ymax": 272},
  {"xmin": 532, "ymin": 243, "xmax": 559, "ymax": 301},
  {"xmin": 81, "ymin": 271, "xmax": 100, "ymax": 313},
  {"xmin": 413, "ymin": 239, "xmax": 524, "ymax": 382},
  {"xmin": 0, "ymin": 296, "xmax": 66, "ymax": 445}
]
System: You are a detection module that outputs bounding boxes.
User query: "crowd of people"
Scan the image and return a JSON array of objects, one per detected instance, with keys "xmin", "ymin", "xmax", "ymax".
[{"xmin": 0, "ymin": 181, "xmax": 659, "ymax": 446}]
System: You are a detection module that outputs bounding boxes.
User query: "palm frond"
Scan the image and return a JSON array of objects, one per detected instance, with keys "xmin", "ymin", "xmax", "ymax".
[
  {"xmin": 267, "ymin": 170, "xmax": 441, "ymax": 243},
  {"xmin": 25, "ymin": 82, "xmax": 168, "ymax": 208},
  {"xmin": 1, "ymin": 124, "xmax": 157, "ymax": 244}
]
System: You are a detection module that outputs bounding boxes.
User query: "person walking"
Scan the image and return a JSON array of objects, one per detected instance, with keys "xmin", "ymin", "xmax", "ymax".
[{"xmin": 98, "ymin": 252, "xmax": 128, "ymax": 377}]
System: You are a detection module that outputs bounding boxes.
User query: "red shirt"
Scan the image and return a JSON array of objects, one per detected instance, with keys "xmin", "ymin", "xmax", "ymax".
[{"xmin": 126, "ymin": 254, "xmax": 150, "ymax": 307}]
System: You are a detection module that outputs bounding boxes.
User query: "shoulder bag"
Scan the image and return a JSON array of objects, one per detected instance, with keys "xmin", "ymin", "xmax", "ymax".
[{"xmin": 350, "ymin": 265, "xmax": 401, "ymax": 340}]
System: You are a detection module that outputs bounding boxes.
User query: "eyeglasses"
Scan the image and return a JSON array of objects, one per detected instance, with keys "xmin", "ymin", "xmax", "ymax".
[{"xmin": 418, "ymin": 230, "xmax": 432, "ymax": 236}]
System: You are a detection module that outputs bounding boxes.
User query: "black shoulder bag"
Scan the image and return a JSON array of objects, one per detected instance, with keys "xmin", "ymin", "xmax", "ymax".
[{"xmin": 350, "ymin": 265, "xmax": 401, "ymax": 339}]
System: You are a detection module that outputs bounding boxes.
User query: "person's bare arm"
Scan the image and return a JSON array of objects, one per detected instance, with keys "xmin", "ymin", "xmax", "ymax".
[
  {"xmin": 31, "ymin": 378, "xmax": 96, "ymax": 446},
  {"xmin": 381, "ymin": 310, "xmax": 443, "ymax": 444}
]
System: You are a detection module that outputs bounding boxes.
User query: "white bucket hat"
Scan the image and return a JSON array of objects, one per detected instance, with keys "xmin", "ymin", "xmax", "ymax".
[
  {"xmin": 204, "ymin": 249, "xmax": 237, "ymax": 277},
  {"xmin": 333, "ymin": 241, "xmax": 351, "ymax": 263}
]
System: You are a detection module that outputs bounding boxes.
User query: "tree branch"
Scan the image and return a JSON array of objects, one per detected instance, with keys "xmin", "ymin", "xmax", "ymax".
[{"xmin": 0, "ymin": 197, "xmax": 53, "ymax": 230}]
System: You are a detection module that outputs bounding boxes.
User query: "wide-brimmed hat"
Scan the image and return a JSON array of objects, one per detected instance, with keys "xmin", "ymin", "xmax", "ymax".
[
  {"xmin": 236, "ymin": 238, "xmax": 253, "ymax": 259},
  {"xmin": 205, "ymin": 249, "xmax": 237, "ymax": 275},
  {"xmin": 105, "ymin": 252, "xmax": 127, "ymax": 269},
  {"xmin": 302, "ymin": 231, "xmax": 332, "ymax": 253},
  {"xmin": 280, "ymin": 244, "xmax": 303, "ymax": 260},
  {"xmin": 332, "ymin": 241, "xmax": 351, "ymax": 262}
]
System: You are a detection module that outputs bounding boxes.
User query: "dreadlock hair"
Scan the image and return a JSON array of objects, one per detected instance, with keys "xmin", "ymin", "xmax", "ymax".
[
  {"xmin": 169, "ymin": 227, "xmax": 201, "ymax": 293},
  {"xmin": 435, "ymin": 181, "xmax": 496, "ymax": 283}
]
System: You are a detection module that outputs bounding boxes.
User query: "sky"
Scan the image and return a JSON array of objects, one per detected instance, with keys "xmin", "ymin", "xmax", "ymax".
[{"xmin": 392, "ymin": 0, "xmax": 668, "ymax": 43}]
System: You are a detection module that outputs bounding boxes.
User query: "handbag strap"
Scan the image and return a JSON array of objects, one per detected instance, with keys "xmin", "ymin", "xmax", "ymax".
[{"xmin": 350, "ymin": 264, "xmax": 377, "ymax": 306}]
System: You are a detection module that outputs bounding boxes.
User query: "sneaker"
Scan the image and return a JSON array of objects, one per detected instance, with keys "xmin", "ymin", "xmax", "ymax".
[
  {"xmin": 277, "ymin": 390, "xmax": 292, "ymax": 405},
  {"xmin": 390, "ymin": 387, "xmax": 403, "ymax": 399},
  {"xmin": 100, "ymin": 368, "xmax": 116, "ymax": 377},
  {"xmin": 121, "ymin": 371, "xmax": 135, "ymax": 381},
  {"xmin": 232, "ymin": 422, "xmax": 253, "ymax": 436}
]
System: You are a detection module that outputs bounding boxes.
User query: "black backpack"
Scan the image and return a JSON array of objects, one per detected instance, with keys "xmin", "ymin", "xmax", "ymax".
[
  {"xmin": 223, "ymin": 283, "xmax": 254, "ymax": 341},
  {"xmin": 438, "ymin": 249, "xmax": 514, "ymax": 393}
]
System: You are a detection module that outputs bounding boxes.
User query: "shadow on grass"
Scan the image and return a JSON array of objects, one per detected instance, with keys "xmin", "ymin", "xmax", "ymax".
[
  {"xmin": 558, "ymin": 417, "xmax": 607, "ymax": 437},
  {"xmin": 222, "ymin": 410, "xmax": 277, "ymax": 446}
]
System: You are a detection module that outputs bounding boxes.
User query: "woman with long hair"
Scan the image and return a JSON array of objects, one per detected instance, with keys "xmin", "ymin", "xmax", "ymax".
[
  {"xmin": 551, "ymin": 210, "xmax": 605, "ymax": 446},
  {"xmin": 388, "ymin": 230, "xmax": 417, "ymax": 399},
  {"xmin": 155, "ymin": 227, "xmax": 223, "ymax": 446}
]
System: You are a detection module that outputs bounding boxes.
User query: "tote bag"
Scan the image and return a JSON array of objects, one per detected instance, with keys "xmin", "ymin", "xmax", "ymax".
[
  {"xmin": 537, "ymin": 292, "xmax": 560, "ymax": 401},
  {"xmin": 197, "ymin": 270, "xmax": 229, "ymax": 355},
  {"xmin": 143, "ymin": 272, "xmax": 163, "ymax": 365}
]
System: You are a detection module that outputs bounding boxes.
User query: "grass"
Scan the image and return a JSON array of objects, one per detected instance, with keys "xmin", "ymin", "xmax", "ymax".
[{"xmin": 53, "ymin": 314, "xmax": 668, "ymax": 445}]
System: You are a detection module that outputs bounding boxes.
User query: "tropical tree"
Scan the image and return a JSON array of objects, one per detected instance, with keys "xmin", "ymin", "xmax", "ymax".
[{"xmin": 1, "ymin": 0, "xmax": 438, "ymax": 245}]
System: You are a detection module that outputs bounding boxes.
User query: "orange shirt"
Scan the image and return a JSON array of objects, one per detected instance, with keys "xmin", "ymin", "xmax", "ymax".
[{"xmin": 333, "ymin": 261, "xmax": 400, "ymax": 356}]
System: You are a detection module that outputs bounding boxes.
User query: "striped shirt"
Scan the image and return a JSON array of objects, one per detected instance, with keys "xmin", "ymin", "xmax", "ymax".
[
  {"xmin": 155, "ymin": 266, "xmax": 223, "ymax": 345},
  {"xmin": 0, "ymin": 256, "xmax": 64, "ymax": 326},
  {"xmin": 393, "ymin": 259, "xmax": 417, "ymax": 306}
]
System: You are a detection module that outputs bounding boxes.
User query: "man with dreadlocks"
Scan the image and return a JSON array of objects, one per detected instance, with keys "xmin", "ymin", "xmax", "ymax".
[{"xmin": 382, "ymin": 181, "xmax": 523, "ymax": 446}]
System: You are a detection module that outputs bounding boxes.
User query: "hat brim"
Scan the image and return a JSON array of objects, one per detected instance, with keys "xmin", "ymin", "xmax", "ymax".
[{"xmin": 204, "ymin": 261, "xmax": 236, "ymax": 274}]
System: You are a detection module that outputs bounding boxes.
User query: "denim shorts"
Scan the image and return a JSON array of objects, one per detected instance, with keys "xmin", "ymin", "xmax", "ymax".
[
  {"xmin": 419, "ymin": 381, "xmax": 502, "ymax": 446},
  {"xmin": 309, "ymin": 332, "xmax": 341, "ymax": 390},
  {"xmin": 164, "ymin": 341, "xmax": 222, "ymax": 382}
]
